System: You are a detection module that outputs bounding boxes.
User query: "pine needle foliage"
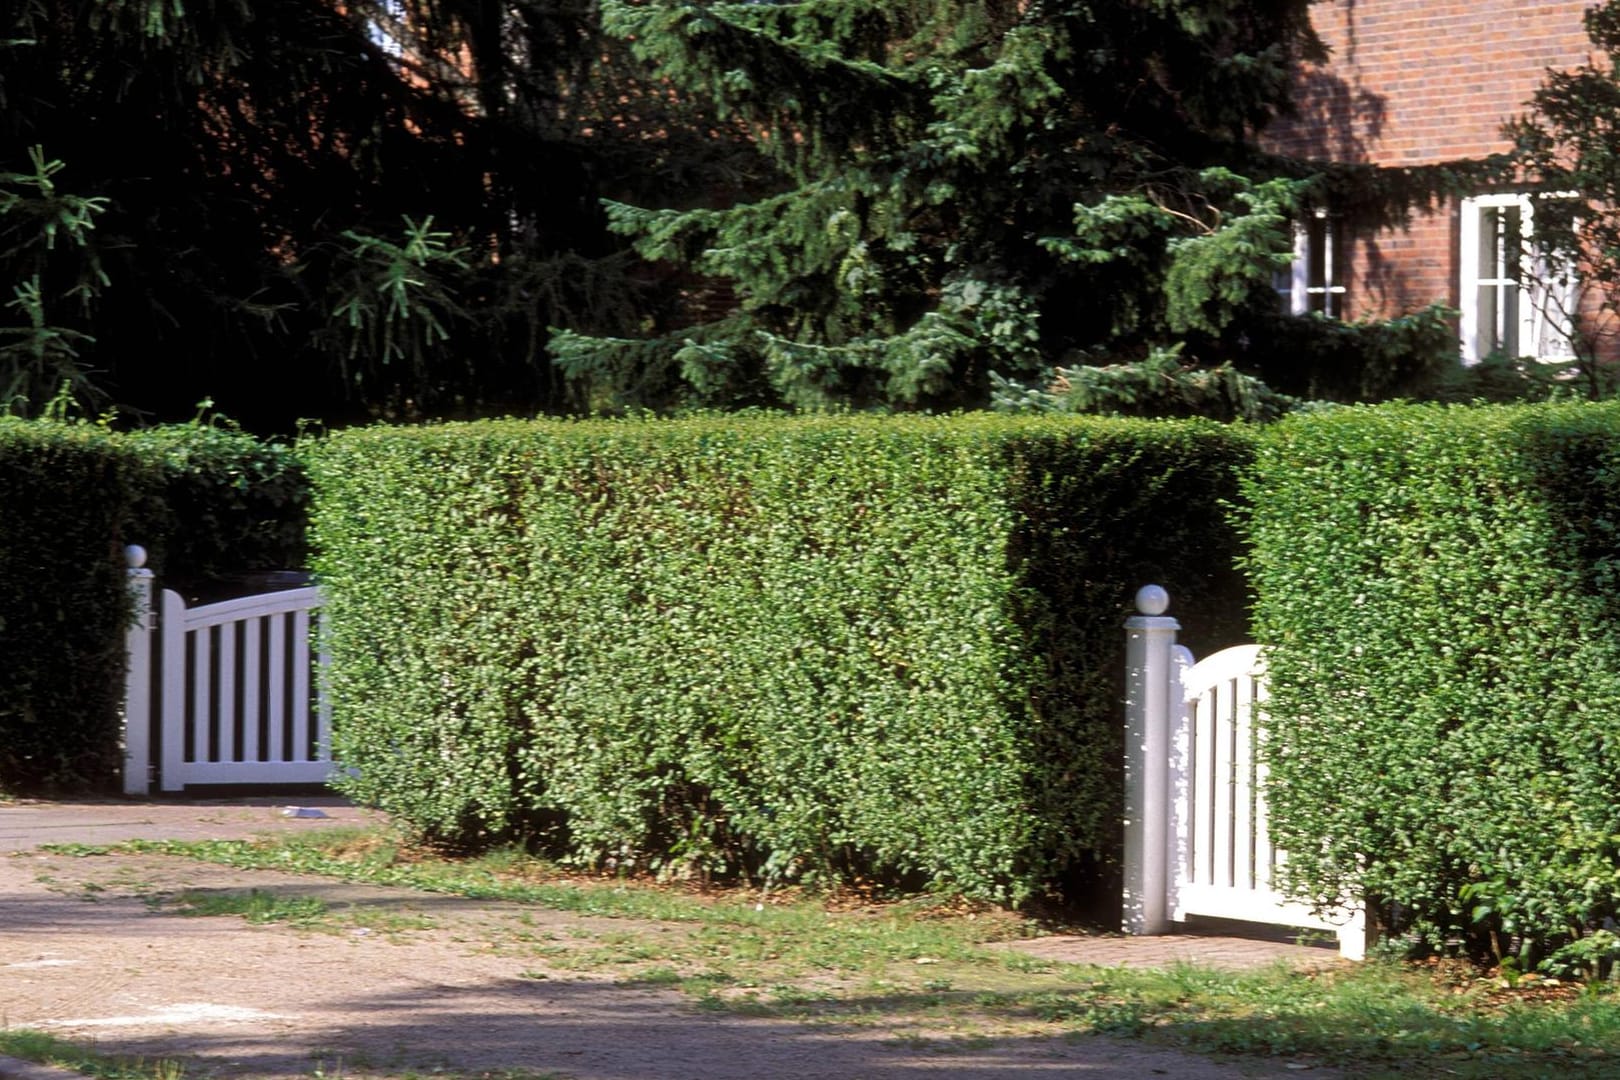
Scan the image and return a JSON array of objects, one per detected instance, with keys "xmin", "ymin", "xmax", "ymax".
[
  {"xmin": 562, "ymin": 0, "xmax": 1334, "ymax": 410},
  {"xmin": 0, "ymin": 0, "xmax": 764, "ymax": 428}
]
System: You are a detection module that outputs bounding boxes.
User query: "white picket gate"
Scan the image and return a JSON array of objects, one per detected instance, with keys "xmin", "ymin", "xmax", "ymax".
[
  {"xmin": 1123, "ymin": 585, "xmax": 1365, "ymax": 959},
  {"xmin": 123, "ymin": 546, "xmax": 333, "ymax": 794}
]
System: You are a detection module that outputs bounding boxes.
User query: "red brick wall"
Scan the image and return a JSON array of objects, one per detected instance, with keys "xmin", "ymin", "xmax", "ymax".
[{"xmin": 1265, "ymin": 0, "xmax": 1594, "ymax": 320}]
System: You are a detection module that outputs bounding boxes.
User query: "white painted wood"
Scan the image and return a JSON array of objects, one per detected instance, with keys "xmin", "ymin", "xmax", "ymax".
[
  {"xmin": 1122, "ymin": 585, "xmax": 1180, "ymax": 936},
  {"xmin": 193, "ymin": 620, "xmax": 212, "ymax": 766},
  {"xmin": 290, "ymin": 608, "xmax": 311, "ymax": 762},
  {"xmin": 160, "ymin": 589, "xmax": 188, "ymax": 792},
  {"xmin": 1233, "ymin": 668, "xmax": 1256, "ymax": 892},
  {"xmin": 267, "ymin": 612, "xmax": 287, "ymax": 764},
  {"xmin": 242, "ymin": 618, "xmax": 261, "ymax": 763},
  {"xmin": 1191, "ymin": 679, "xmax": 1216, "ymax": 886},
  {"xmin": 162, "ymin": 760, "xmax": 335, "ymax": 784},
  {"xmin": 218, "ymin": 620, "xmax": 236, "ymax": 766},
  {"xmin": 1165, "ymin": 644, "xmax": 1194, "ymax": 928},
  {"xmin": 1176, "ymin": 643, "xmax": 1364, "ymax": 959},
  {"xmin": 177, "ymin": 586, "xmax": 323, "ymax": 628},
  {"xmin": 152, "ymin": 585, "xmax": 330, "ymax": 790},
  {"xmin": 1125, "ymin": 593, "xmax": 1366, "ymax": 961},
  {"xmin": 1210, "ymin": 673, "xmax": 1234, "ymax": 890}
]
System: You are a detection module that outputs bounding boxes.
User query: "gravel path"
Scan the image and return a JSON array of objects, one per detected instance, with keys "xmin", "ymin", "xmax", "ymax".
[{"xmin": 0, "ymin": 800, "xmax": 1337, "ymax": 1079}]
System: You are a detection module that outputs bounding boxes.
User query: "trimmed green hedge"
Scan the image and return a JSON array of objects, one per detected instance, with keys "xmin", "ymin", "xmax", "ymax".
[
  {"xmin": 123, "ymin": 424, "xmax": 309, "ymax": 595},
  {"xmin": 0, "ymin": 420, "xmax": 153, "ymax": 791},
  {"xmin": 0, "ymin": 419, "xmax": 308, "ymax": 793},
  {"xmin": 309, "ymin": 414, "xmax": 1252, "ymax": 902},
  {"xmin": 1246, "ymin": 402, "xmax": 1620, "ymax": 969}
]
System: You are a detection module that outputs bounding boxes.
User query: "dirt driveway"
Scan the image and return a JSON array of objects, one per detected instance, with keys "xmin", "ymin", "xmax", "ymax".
[{"xmin": 0, "ymin": 800, "xmax": 1333, "ymax": 1080}]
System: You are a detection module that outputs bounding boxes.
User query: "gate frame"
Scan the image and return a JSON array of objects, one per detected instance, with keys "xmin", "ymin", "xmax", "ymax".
[{"xmin": 1123, "ymin": 584, "xmax": 1366, "ymax": 960}]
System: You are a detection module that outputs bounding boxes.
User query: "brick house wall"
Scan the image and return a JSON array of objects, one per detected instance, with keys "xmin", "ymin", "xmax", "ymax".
[{"xmin": 1264, "ymin": 0, "xmax": 1594, "ymax": 329}]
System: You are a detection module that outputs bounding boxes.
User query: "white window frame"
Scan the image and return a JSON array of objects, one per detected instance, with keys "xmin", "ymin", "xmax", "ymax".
[
  {"xmin": 1276, "ymin": 209, "xmax": 1347, "ymax": 317},
  {"xmin": 1459, "ymin": 193, "xmax": 1578, "ymax": 365}
]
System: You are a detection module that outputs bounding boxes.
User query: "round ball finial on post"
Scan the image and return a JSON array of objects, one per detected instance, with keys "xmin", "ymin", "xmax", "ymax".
[
  {"xmin": 1134, "ymin": 584, "xmax": 1169, "ymax": 616},
  {"xmin": 124, "ymin": 544, "xmax": 148, "ymax": 570}
]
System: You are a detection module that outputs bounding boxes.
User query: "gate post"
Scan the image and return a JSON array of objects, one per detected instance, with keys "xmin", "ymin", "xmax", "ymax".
[
  {"xmin": 123, "ymin": 544, "xmax": 155, "ymax": 796},
  {"xmin": 1124, "ymin": 584, "xmax": 1178, "ymax": 935}
]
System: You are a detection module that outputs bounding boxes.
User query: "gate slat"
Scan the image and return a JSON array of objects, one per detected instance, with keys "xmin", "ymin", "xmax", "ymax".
[
  {"xmin": 1232, "ymin": 672, "xmax": 1256, "ymax": 892},
  {"xmin": 243, "ymin": 618, "xmax": 261, "ymax": 763},
  {"xmin": 192, "ymin": 624, "xmax": 212, "ymax": 764},
  {"xmin": 291, "ymin": 608, "xmax": 311, "ymax": 762},
  {"xmin": 268, "ymin": 614, "xmax": 287, "ymax": 763},
  {"xmin": 1192, "ymin": 689, "xmax": 1214, "ymax": 885},
  {"xmin": 1212, "ymin": 677, "xmax": 1234, "ymax": 889},
  {"xmin": 159, "ymin": 590, "xmax": 187, "ymax": 792},
  {"xmin": 217, "ymin": 621, "xmax": 237, "ymax": 765}
]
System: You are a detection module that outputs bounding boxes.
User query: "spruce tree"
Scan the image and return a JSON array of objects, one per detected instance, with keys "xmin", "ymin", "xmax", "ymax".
[
  {"xmin": 550, "ymin": 0, "xmax": 1334, "ymax": 411},
  {"xmin": 0, "ymin": 0, "xmax": 755, "ymax": 427}
]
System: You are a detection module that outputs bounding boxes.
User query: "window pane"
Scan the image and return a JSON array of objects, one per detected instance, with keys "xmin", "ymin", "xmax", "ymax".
[
  {"xmin": 1503, "ymin": 206, "xmax": 1523, "ymax": 285},
  {"xmin": 1478, "ymin": 285, "xmax": 1502, "ymax": 355},
  {"xmin": 1479, "ymin": 207, "xmax": 1501, "ymax": 283},
  {"xmin": 1502, "ymin": 282, "xmax": 1520, "ymax": 355},
  {"xmin": 1308, "ymin": 218, "xmax": 1327, "ymax": 285}
]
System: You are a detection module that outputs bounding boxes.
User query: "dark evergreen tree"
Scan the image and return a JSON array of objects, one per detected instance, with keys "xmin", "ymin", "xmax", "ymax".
[
  {"xmin": 554, "ymin": 0, "xmax": 1470, "ymax": 414},
  {"xmin": 0, "ymin": 0, "xmax": 763, "ymax": 427},
  {"xmin": 549, "ymin": 0, "xmax": 1302, "ymax": 410}
]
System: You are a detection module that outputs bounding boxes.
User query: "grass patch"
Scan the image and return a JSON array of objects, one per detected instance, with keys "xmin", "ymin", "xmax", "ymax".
[
  {"xmin": 0, "ymin": 1029, "xmax": 186, "ymax": 1080},
  {"xmin": 110, "ymin": 830, "xmax": 1620, "ymax": 1077},
  {"xmin": 171, "ymin": 888, "xmax": 328, "ymax": 926},
  {"xmin": 164, "ymin": 885, "xmax": 432, "ymax": 939}
]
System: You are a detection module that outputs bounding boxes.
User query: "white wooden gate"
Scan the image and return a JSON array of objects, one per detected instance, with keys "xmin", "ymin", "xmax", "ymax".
[
  {"xmin": 1124, "ymin": 585, "xmax": 1364, "ymax": 959},
  {"xmin": 123, "ymin": 546, "xmax": 333, "ymax": 793}
]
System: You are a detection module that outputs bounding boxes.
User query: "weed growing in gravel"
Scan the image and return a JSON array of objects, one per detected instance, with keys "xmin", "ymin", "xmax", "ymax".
[
  {"xmin": 171, "ymin": 888, "xmax": 328, "ymax": 925},
  {"xmin": 0, "ymin": 1029, "xmax": 186, "ymax": 1080}
]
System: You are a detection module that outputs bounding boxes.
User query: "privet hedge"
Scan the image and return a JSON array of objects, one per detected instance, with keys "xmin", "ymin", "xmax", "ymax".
[
  {"xmin": 309, "ymin": 415, "xmax": 1253, "ymax": 902},
  {"xmin": 123, "ymin": 424, "xmax": 309, "ymax": 596},
  {"xmin": 0, "ymin": 418, "xmax": 308, "ymax": 793},
  {"xmin": 0, "ymin": 420, "xmax": 154, "ymax": 791},
  {"xmin": 1247, "ymin": 402, "xmax": 1620, "ymax": 970}
]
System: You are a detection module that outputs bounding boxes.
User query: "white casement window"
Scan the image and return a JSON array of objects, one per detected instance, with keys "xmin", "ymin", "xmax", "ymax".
[
  {"xmin": 1276, "ymin": 210, "xmax": 1347, "ymax": 317},
  {"xmin": 1459, "ymin": 194, "xmax": 1578, "ymax": 365}
]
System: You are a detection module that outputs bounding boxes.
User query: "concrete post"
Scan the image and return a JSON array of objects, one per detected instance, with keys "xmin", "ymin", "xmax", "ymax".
[{"xmin": 1123, "ymin": 584, "xmax": 1178, "ymax": 935}]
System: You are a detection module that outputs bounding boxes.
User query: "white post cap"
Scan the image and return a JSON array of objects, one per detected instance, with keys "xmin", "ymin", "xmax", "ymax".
[{"xmin": 1134, "ymin": 584, "xmax": 1169, "ymax": 616}]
